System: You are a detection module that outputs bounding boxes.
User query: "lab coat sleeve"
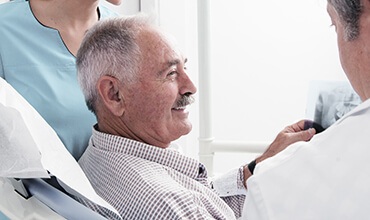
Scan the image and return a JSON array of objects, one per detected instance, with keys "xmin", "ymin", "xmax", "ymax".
[{"xmin": 243, "ymin": 177, "xmax": 270, "ymax": 220}]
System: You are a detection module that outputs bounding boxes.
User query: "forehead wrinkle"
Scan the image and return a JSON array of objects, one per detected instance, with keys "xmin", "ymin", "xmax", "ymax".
[{"xmin": 139, "ymin": 27, "xmax": 187, "ymax": 77}]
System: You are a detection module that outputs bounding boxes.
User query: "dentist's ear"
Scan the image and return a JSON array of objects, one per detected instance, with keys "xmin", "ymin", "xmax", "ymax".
[{"xmin": 97, "ymin": 75, "xmax": 125, "ymax": 117}]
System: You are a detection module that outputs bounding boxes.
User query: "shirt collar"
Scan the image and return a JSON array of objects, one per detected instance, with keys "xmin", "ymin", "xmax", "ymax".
[{"xmin": 91, "ymin": 125, "xmax": 202, "ymax": 179}]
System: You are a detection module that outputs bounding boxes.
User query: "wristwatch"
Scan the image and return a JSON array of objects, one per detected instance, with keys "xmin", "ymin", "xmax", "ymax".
[{"xmin": 248, "ymin": 159, "xmax": 257, "ymax": 174}]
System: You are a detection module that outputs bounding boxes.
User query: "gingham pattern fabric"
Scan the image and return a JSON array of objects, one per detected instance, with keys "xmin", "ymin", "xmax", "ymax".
[{"xmin": 77, "ymin": 126, "xmax": 245, "ymax": 219}]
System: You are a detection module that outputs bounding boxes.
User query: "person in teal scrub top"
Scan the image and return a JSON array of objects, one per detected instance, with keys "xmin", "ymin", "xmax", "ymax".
[{"xmin": 0, "ymin": 0, "xmax": 121, "ymax": 159}]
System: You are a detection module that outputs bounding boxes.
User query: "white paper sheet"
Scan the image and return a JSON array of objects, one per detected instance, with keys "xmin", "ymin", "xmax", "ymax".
[
  {"xmin": 0, "ymin": 78, "xmax": 120, "ymax": 217},
  {"xmin": 0, "ymin": 103, "xmax": 48, "ymax": 178}
]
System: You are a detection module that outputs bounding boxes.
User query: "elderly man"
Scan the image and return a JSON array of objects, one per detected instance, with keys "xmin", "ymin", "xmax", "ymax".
[
  {"xmin": 244, "ymin": 0, "xmax": 370, "ymax": 219},
  {"xmin": 75, "ymin": 16, "xmax": 315, "ymax": 219}
]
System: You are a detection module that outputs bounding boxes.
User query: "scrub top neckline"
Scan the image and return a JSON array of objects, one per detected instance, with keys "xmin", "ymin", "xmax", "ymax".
[{"xmin": 26, "ymin": 0, "xmax": 101, "ymax": 57}]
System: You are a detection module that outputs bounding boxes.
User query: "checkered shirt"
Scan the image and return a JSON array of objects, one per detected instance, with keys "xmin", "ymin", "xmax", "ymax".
[{"xmin": 77, "ymin": 126, "xmax": 245, "ymax": 219}]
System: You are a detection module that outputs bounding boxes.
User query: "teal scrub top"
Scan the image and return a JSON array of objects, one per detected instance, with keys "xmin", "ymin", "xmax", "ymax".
[{"xmin": 0, "ymin": 0, "xmax": 118, "ymax": 159}]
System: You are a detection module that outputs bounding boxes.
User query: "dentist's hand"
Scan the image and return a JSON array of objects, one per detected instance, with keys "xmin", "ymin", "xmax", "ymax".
[{"xmin": 243, "ymin": 120, "xmax": 316, "ymax": 187}]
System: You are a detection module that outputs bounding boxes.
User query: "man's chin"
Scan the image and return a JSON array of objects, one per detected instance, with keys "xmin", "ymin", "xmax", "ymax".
[{"xmin": 175, "ymin": 123, "xmax": 193, "ymax": 138}]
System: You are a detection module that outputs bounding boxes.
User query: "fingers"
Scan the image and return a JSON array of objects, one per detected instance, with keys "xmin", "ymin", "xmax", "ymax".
[
  {"xmin": 303, "ymin": 128, "xmax": 316, "ymax": 140},
  {"xmin": 285, "ymin": 119, "xmax": 309, "ymax": 133},
  {"xmin": 257, "ymin": 119, "xmax": 319, "ymax": 164},
  {"xmin": 304, "ymin": 120, "xmax": 326, "ymax": 134},
  {"xmin": 284, "ymin": 120, "xmax": 316, "ymax": 143},
  {"xmin": 295, "ymin": 119, "xmax": 308, "ymax": 131},
  {"xmin": 289, "ymin": 127, "xmax": 316, "ymax": 143},
  {"xmin": 258, "ymin": 120, "xmax": 316, "ymax": 163}
]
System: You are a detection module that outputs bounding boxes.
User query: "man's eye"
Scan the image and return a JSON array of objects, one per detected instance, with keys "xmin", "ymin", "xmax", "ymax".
[
  {"xmin": 166, "ymin": 71, "xmax": 178, "ymax": 81},
  {"xmin": 168, "ymin": 71, "xmax": 177, "ymax": 76}
]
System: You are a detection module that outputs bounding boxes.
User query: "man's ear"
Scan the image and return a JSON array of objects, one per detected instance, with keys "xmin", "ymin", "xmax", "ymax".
[{"xmin": 97, "ymin": 76, "xmax": 125, "ymax": 117}]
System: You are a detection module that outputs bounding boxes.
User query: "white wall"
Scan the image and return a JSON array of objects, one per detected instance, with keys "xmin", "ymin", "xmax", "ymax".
[
  {"xmin": 210, "ymin": 0, "xmax": 347, "ymax": 143},
  {"xmin": 100, "ymin": 0, "xmax": 139, "ymax": 15}
]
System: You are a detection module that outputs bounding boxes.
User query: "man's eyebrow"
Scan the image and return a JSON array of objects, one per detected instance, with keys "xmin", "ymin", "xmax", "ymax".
[
  {"xmin": 157, "ymin": 58, "xmax": 188, "ymax": 76},
  {"xmin": 167, "ymin": 59, "xmax": 180, "ymax": 67},
  {"xmin": 167, "ymin": 57, "xmax": 187, "ymax": 67}
]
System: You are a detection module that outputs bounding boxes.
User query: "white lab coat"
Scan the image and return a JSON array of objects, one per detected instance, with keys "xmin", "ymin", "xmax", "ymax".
[{"xmin": 244, "ymin": 99, "xmax": 370, "ymax": 220}]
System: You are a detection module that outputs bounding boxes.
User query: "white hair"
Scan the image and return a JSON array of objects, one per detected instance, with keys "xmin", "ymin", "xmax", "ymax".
[{"xmin": 76, "ymin": 15, "xmax": 151, "ymax": 114}]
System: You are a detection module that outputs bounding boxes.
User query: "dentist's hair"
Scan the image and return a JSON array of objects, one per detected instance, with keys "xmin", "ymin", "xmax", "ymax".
[
  {"xmin": 76, "ymin": 15, "xmax": 150, "ymax": 114},
  {"xmin": 328, "ymin": 0, "xmax": 363, "ymax": 41}
]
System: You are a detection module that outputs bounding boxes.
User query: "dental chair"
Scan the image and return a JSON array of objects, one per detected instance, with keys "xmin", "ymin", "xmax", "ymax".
[
  {"xmin": 0, "ymin": 178, "xmax": 110, "ymax": 220},
  {"xmin": 0, "ymin": 78, "xmax": 121, "ymax": 220}
]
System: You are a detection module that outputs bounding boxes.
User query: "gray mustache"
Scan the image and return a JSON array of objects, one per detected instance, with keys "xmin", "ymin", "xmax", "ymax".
[{"xmin": 176, "ymin": 95, "xmax": 195, "ymax": 108}]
